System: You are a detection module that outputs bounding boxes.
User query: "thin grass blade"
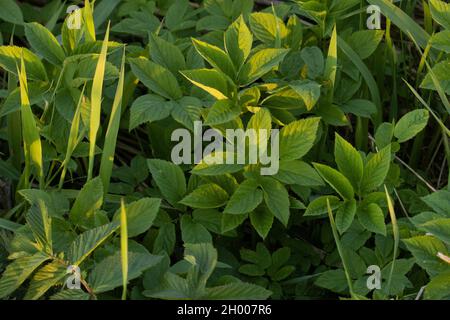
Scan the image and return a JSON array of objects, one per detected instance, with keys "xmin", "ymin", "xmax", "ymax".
[
  {"xmin": 120, "ymin": 198, "xmax": 128, "ymax": 300},
  {"xmin": 87, "ymin": 22, "xmax": 110, "ymax": 181},
  {"xmin": 17, "ymin": 55, "xmax": 44, "ymax": 189},
  {"xmin": 99, "ymin": 48, "xmax": 125, "ymax": 194}
]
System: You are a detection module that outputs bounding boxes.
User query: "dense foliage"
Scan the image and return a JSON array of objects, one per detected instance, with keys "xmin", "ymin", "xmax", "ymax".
[{"xmin": 0, "ymin": 0, "xmax": 449, "ymax": 300}]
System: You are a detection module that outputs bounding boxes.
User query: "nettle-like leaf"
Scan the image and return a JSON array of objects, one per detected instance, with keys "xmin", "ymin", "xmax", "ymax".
[
  {"xmin": 129, "ymin": 57, "xmax": 182, "ymax": 100},
  {"xmin": 224, "ymin": 179, "xmax": 263, "ymax": 214},
  {"xmin": 238, "ymin": 48, "xmax": 289, "ymax": 85},
  {"xmin": 181, "ymin": 68, "xmax": 231, "ymax": 99},
  {"xmin": 24, "ymin": 22, "xmax": 66, "ymax": 66},
  {"xmin": 334, "ymin": 133, "xmax": 363, "ymax": 192},
  {"xmin": 225, "ymin": 16, "xmax": 253, "ymax": 70},
  {"xmin": 360, "ymin": 145, "xmax": 392, "ymax": 195},
  {"xmin": 313, "ymin": 163, "xmax": 354, "ymax": 200},
  {"xmin": 69, "ymin": 177, "xmax": 104, "ymax": 227},
  {"xmin": 148, "ymin": 159, "xmax": 187, "ymax": 207},
  {"xmin": 149, "ymin": 34, "xmax": 186, "ymax": 76},
  {"xmin": 68, "ymin": 221, "xmax": 120, "ymax": 266},
  {"xmin": 279, "ymin": 117, "xmax": 321, "ymax": 160},
  {"xmin": 180, "ymin": 183, "xmax": 229, "ymax": 209},
  {"xmin": 0, "ymin": 252, "xmax": 50, "ymax": 299},
  {"xmin": 113, "ymin": 198, "xmax": 161, "ymax": 237},
  {"xmin": 260, "ymin": 177, "xmax": 290, "ymax": 227},
  {"xmin": 129, "ymin": 94, "xmax": 173, "ymax": 130},
  {"xmin": 192, "ymin": 38, "xmax": 236, "ymax": 80}
]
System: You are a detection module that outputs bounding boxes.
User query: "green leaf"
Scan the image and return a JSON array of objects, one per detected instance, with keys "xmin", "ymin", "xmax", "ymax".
[
  {"xmin": 313, "ymin": 163, "xmax": 354, "ymax": 200},
  {"xmin": 360, "ymin": 145, "xmax": 391, "ymax": 194},
  {"xmin": 0, "ymin": 0, "xmax": 23, "ymax": 24},
  {"xmin": 419, "ymin": 219, "xmax": 450, "ymax": 244},
  {"xmin": 239, "ymin": 264, "xmax": 265, "ymax": 276},
  {"xmin": 393, "ymin": 109, "xmax": 429, "ymax": 143},
  {"xmin": 0, "ymin": 252, "xmax": 49, "ymax": 299},
  {"xmin": 224, "ymin": 179, "xmax": 263, "ymax": 214},
  {"xmin": 50, "ymin": 290, "xmax": 90, "ymax": 300},
  {"xmin": 289, "ymin": 80, "xmax": 321, "ymax": 110},
  {"xmin": 205, "ymin": 282, "xmax": 271, "ymax": 300},
  {"xmin": 334, "ymin": 133, "xmax": 363, "ymax": 192},
  {"xmin": 0, "ymin": 46, "xmax": 47, "ymax": 81},
  {"xmin": 338, "ymin": 36, "xmax": 381, "ymax": 123},
  {"xmin": 0, "ymin": 218, "xmax": 22, "ymax": 232},
  {"xmin": 357, "ymin": 203, "xmax": 386, "ymax": 235},
  {"xmin": 205, "ymin": 99, "xmax": 240, "ymax": 125},
  {"xmin": 403, "ymin": 235, "xmax": 449, "ymax": 277},
  {"xmin": 181, "ymin": 68, "xmax": 230, "ymax": 100},
  {"xmin": 180, "ymin": 183, "xmax": 229, "ymax": 209},
  {"xmin": 260, "ymin": 177, "xmax": 290, "ymax": 227},
  {"xmin": 113, "ymin": 198, "xmax": 161, "ymax": 237},
  {"xmin": 421, "ymin": 190, "xmax": 450, "ymax": 217},
  {"xmin": 89, "ymin": 249, "xmax": 163, "ymax": 294},
  {"xmin": 69, "ymin": 177, "xmax": 104, "ymax": 227},
  {"xmin": 238, "ymin": 48, "xmax": 289, "ymax": 86},
  {"xmin": 430, "ymin": 31, "xmax": 450, "ymax": 53},
  {"xmin": 304, "ymin": 195, "xmax": 341, "ymax": 216},
  {"xmin": 180, "ymin": 215, "xmax": 212, "ymax": 244},
  {"xmin": 347, "ymin": 30, "xmax": 384, "ymax": 59},
  {"xmin": 424, "ymin": 271, "xmax": 450, "ymax": 300},
  {"xmin": 341, "ymin": 99, "xmax": 377, "ymax": 118},
  {"xmin": 26, "ymin": 200, "xmax": 52, "ymax": 254},
  {"xmin": 153, "ymin": 222, "xmax": 176, "ymax": 255},
  {"xmin": 420, "ymin": 60, "xmax": 450, "ymax": 95},
  {"xmin": 225, "ymin": 15, "xmax": 253, "ymax": 70},
  {"xmin": 300, "ymin": 46, "xmax": 324, "ymax": 79},
  {"xmin": 68, "ymin": 221, "xmax": 120, "ymax": 265},
  {"xmin": 429, "ymin": 0, "xmax": 450, "ymax": 30},
  {"xmin": 192, "ymin": 152, "xmax": 245, "ymax": 176},
  {"xmin": 129, "ymin": 94, "xmax": 172, "ymax": 130},
  {"xmin": 249, "ymin": 12, "xmax": 288, "ymax": 45},
  {"xmin": 250, "ymin": 206, "xmax": 273, "ymax": 239},
  {"xmin": 275, "ymin": 160, "xmax": 324, "ymax": 186},
  {"xmin": 271, "ymin": 265, "xmax": 295, "ymax": 281},
  {"xmin": 129, "ymin": 57, "xmax": 182, "ymax": 100},
  {"xmin": 367, "ymin": 0, "xmax": 429, "ymax": 49},
  {"xmin": 375, "ymin": 122, "xmax": 394, "ymax": 149},
  {"xmin": 315, "ymin": 269, "xmax": 348, "ymax": 293},
  {"xmin": 336, "ymin": 199, "xmax": 357, "ymax": 234},
  {"xmin": 24, "ymin": 261, "xmax": 66, "ymax": 300},
  {"xmin": 279, "ymin": 117, "xmax": 320, "ymax": 160},
  {"xmin": 147, "ymin": 159, "xmax": 186, "ymax": 207},
  {"xmin": 24, "ymin": 22, "xmax": 65, "ymax": 65},
  {"xmin": 192, "ymin": 38, "xmax": 236, "ymax": 79},
  {"xmin": 149, "ymin": 34, "xmax": 186, "ymax": 75}
]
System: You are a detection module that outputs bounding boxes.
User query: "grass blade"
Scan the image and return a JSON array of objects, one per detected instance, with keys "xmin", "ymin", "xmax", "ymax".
[
  {"xmin": 87, "ymin": 22, "xmax": 110, "ymax": 181},
  {"xmin": 99, "ymin": 48, "xmax": 125, "ymax": 194},
  {"xmin": 384, "ymin": 185, "xmax": 399, "ymax": 296},
  {"xmin": 17, "ymin": 55, "xmax": 44, "ymax": 189},
  {"xmin": 59, "ymin": 84, "xmax": 87, "ymax": 189},
  {"xmin": 84, "ymin": 0, "xmax": 96, "ymax": 42},
  {"xmin": 324, "ymin": 24, "xmax": 337, "ymax": 102},
  {"xmin": 338, "ymin": 36, "xmax": 382, "ymax": 126},
  {"xmin": 326, "ymin": 199, "xmax": 355, "ymax": 298},
  {"xmin": 367, "ymin": 0, "xmax": 430, "ymax": 49},
  {"xmin": 120, "ymin": 198, "xmax": 128, "ymax": 301}
]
